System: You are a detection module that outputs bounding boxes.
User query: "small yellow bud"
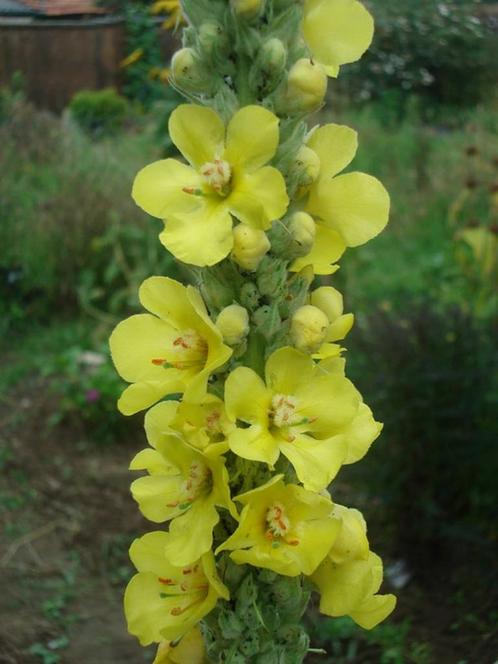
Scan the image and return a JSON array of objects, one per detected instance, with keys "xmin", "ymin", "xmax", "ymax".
[
  {"xmin": 231, "ymin": 0, "xmax": 263, "ymax": 18},
  {"xmin": 216, "ymin": 305, "xmax": 250, "ymax": 346},
  {"xmin": 170, "ymin": 48, "xmax": 207, "ymax": 94},
  {"xmin": 282, "ymin": 58, "xmax": 327, "ymax": 114},
  {"xmin": 290, "ymin": 305, "xmax": 329, "ymax": 353},
  {"xmin": 310, "ymin": 286, "xmax": 343, "ymax": 323},
  {"xmin": 293, "ymin": 145, "xmax": 321, "ymax": 187},
  {"xmin": 288, "ymin": 212, "xmax": 316, "ymax": 255},
  {"xmin": 232, "ymin": 224, "xmax": 271, "ymax": 271},
  {"xmin": 259, "ymin": 37, "xmax": 287, "ymax": 75}
]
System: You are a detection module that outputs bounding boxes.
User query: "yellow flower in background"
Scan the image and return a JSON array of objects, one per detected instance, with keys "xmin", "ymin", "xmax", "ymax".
[
  {"xmin": 458, "ymin": 226, "xmax": 497, "ymax": 276},
  {"xmin": 312, "ymin": 550, "xmax": 396, "ymax": 629},
  {"xmin": 217, "ymin": 475, "xmax": 340, "ymax": 576},
  {"xmin": 143, "ymin": 394, "xmax": 234, "ymax": 452},
  {"xmin": 132, "ymin": 104, "xmax": 289, "ymax": 266},
  {"xmin": 153, "ymin": 627, "xmax": 207, "ymax": 664},
  {"xmin": 109, "ymin": 277, "xmax": 231, "ymax": 415},
  {"xmin": 125, "ymin": 532, "xmax": 228, "ymax": 646},
  {"xmin": 129, "ymin": 402, "xmax": 237, "ymax": 565},
  {"xmin": 225, "ymin": 347, "xmax": 360, "ymax": 491},
  {"xmin": 120, "ymin": 48, "xmax": 144, "ymax": 69},
  {"xmin": 302, "ymin": 0, "xmax": 374, "ymax": 78},
  {"xmin": 152, "ymin": 0, "xmax": 185, "ymax": 30}
]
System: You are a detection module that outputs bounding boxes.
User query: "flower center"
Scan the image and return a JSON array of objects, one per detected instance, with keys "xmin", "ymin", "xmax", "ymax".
[
  {"xmin": 200, "ymin": 158, "xmax": 232, "ymax": 196},
  {"xmin": 179, "ymin": 460, "xmax": 212, "ymax": 504},
  {"xmin": 157, "ymin": 563, "xmax": 209, "ymax": 615},
  {"xmin": 265, "ymin": 502, "xmax": 290, "ymax": 538},
  {"xmin": 151, "ymin": 328, "xmax": 208, "ymax": 371},
  {"xmin": 270, "ymin": 394, "xmax": 301, "ymax": 428}
]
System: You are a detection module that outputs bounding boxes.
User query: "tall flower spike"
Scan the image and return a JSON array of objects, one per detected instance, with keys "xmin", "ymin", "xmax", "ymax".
[{"xmin": 114, "ymin": 0, "xmax": 395, "ymax": 659}]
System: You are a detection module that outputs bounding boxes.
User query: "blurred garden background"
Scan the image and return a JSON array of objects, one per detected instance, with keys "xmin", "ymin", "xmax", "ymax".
[{"xmin": 0, "ymin": 0, "xmax": 497, "ymax": 662}]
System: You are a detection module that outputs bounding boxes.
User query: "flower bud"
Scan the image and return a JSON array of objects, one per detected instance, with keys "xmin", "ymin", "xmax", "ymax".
[
  {"xmin": 198, "ymin": 21, "xmax": 229, "ymax": 61},
  {"xmin": 290, "ymin": 305, "xmax": 329, "ymax": 353},
  {"xmin": 231, "ymin": 0, "xmax": 263, "ymax": 18},
  {"xmin": 292, "ymin": 145, "xmax": 321, "ymax": 187},
  {"xmin": 281, "ymin": 58, "xmax": 327, "ymax": 115},
  {"xmin": 239, "ymin": 282, "xmax": 260, "ymax": 311},
  {"xmin": 232, "ymin": 224, "xmax": 271, "ymax": 271},
  {"xmin": 170, "ymin": 48, "xmax": 209, "ymax": 94},
  {"xmin": 310, "ymin": 286, "xmax": 343, "ymax": 323},
  {"xmin": 216, "ymin": 305, "xmax": 250, "ymax": 346},
  {"xmin": 259, "ymin": 37, "xmax": 287, "ymax": 77},
  {"xmin": 288, "ymin": 212, "xmax": 316, "ymax": 256}
]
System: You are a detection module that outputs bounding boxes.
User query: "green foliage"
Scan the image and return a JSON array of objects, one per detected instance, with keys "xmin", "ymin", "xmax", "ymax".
[
  {"xmin": 348, "ymin": 301, "xmax": 497, "ymax": 574},
  {"xmin": 41, "ymin": 344, "xmax": 132, "ymax": 444},
  {"xmin": 69, "ymin": 88, "xmax": 128, "ymax": 136},
  {"xmin": 340, "ymin": 0, "xmax": 496, "ymax": 108},
  {"xmin": 0, "ymin": 94, "xmax": 175, "ymax": 334}
]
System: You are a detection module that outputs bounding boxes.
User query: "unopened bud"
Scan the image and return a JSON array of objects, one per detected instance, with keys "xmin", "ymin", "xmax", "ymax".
[
  {"xmin": 281, "ymin": 58, "xmax": 327, "ymax": 115},
  {"xmin": 290, "ymin": 305, "xmax": 329, "ymax": 353},
  {"xmin": 232, "ymin": 224, "xmax": 271, "ymax": 271},
  {"xmin": 310, "ymin": 286, "xmax": 343, "ymax": 322},
  {"xmin": 311, "ymin": 286, "xmax": 354, "ymax": 341},
  {"xmin": 216, "ymin": 305, "xmax": 250, "ymax": 346},
  {"xmin": 170, "ymin": 48, "xmax": 208, "ymax": 94},
  {"xmin": 288, "ymin": 212, "xmax": 316, "ymax": 256},
  {"xmin": 198, "ymin": 21, "xmax": 228, "ymax": 61},
  {"xmin": 231, "ymin": 0, "xmax": 263, "ymax": 18},
  {"xmin": 259, "ymin": 37, "xmax": 287, "ymax": 77},
  {"xmin": 292, "ymin": 145, "xmax": 321, "ymax": 187}
]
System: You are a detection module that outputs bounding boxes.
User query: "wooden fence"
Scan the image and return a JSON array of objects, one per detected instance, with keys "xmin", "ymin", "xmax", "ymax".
[{"xmin": 0, "ymin": 16, "xmax": 125, "ymax": 111}]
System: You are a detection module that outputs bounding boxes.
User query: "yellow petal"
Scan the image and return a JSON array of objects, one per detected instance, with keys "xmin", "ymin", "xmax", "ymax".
[
  {"xmin": 118, "ymin": 380, "xmax": 182, "ymax": 416},
  {"xmin": 280, "ymin": 433, "xmax": 346, "ymax": 491},
  {"xmin": 265, "ymin": 347, "xmax": 314, "ymax": 395},
  {"xmin": 164, "ymin": 500, "xmax": 220, "ymax": 566},
  {"xmin": 329, "ymin": 504, "xmax": 369, "ymax": 564},
  {"xmin": 131, "ymin": 475, "xmax": 184, "ymax": 522},
  {"xmin": 225, "ymin": 366, "xmax": 272, "ymax": 423},
  {"xmin": 303, "ymin": 0, "xmax": 374, "ymax": 73},
  {"xmin": 153, "ymin": 627, "xmax": 207, "ymax": 664},
  {"xmin": 307, "ymin": 172, "xmax": 390, "ymax": 247},
  {"xmin": 310, "ymin": 286, "xmax": 344, "ymax": 322},
  {"xmin": 307, "ymin": 124, "xmax": 358, "ymax": 180},
  {"xmin": 295, "ymin": 373, "xmax": 360, "ymax": 435},
  {"xmin": 169, "ymin": 104, "xmax": 225, "ymax": 168},
  {"xmin": 144, "ymin": 401, "xmax": 180, "ymax": 448},
  {"xmin": 160, "ymin": 206, "xmax": 234, "ymax": 267},
  {"xmin": 125, "ymin": 572, "xmax": 172, "ymax": 646},
  {"xmin": 139, "ymin": 277, "xmax": 195, "ymax": 328},
  {"xmin": 229, "ymin": 166, "xmax": 289, "ymax": 230},
  {"xmin": 312, "ymin": 556, "xmax": 374, "ymax": 616},
  {"xmin": 132, "ymin": 159, "xmax": 201, "ymax": 219},
  {"xmin": 327, "ymin": 313, "xmax": 354, "ymax": 342},
  {"xmin": 224, "ymin": 105, "xmax": 280, "ymax": 171},
  {"xmin": 342, "ymin": 402, "xmax": 383, "ymax": 464},
  {"xmin": 229, "ymin": 425, "xmax": 279, "ymax": 466},
  {"xmin": 350, "ymin": 593, "xmax": 397, "ymax": 630},
  {"xmin": 130, "ymin": 448, "xmax": 174, "ymax": 474},
  {"xmin": 290, "ymin": 222, "xmax": 345, "ymax": 275}
]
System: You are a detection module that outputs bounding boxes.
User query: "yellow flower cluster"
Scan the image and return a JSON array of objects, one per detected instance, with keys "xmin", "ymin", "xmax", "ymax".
[{"xmin": 110, "ymin": 0, "xmax": 397, "ymax": 659}]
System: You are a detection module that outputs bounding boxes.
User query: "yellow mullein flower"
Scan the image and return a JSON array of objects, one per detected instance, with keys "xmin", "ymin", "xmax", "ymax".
[
  {"xmin": 291, "ymin": 124, "xmax": 389, "ymax": 275},
  {"xmin": 132, "ymin": 104, "xmax": 289, "ymax": 267},
  {"xmin": 217, "ymin": 475, "xmax": 341, "ymax": 576},
  {"xmin": 152, "ymin": 0, "xmax": 185, "ymax": 31},
  {"xmin": 120, "ymin": 48, "xmax": 144, "ymax": 69},
  {"xmin": 458, "ymin": 226, "xmax": 497, "ymax": 276},
  {"xmin": 125, "ymin": 532, "xmax": 228, "ymax": 646},
  {"xmin": 311, "ymin": 504, "xmax": 396, "ymax": 629},
  {"xmin": 312, "ymin": 551, "xmax": 396, "ymax": 629},
  {"xmin": 109, "ymin": 277, "xmax": 232, "ymax": 415},
  {"xmin": 224, "ymin": 347, "xmax": 360, "ymax": 491},
  {"xmin": 129, "ymin": 403, "xmax": 237, "ymax": 565},
  {"xmin": 317, "ymin": 356, "xmax": 383, "ymax": 464},
  {"xmin": 302, "ymin": 0, "xmax": 374, "ymax": 78},
  {"xmin": 153, "ymin": 627, "xmax": 207, "ymax": 664},
  {"xmin": 143, "ymin": 396, "xmax": 234, "ymax": 453}
]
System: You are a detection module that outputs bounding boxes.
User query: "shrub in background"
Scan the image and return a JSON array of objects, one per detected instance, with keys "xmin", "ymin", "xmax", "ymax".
[
  {"xmin": 338, "ymin": 0, "xmax": 496, "ymax": 110},
  {"xmin": 348, "ymin": 298, "xmax": 497, "ymax": 577},
  {"xmin": 69, "ymin": 88, "xmax": 128, "ymax": 136}
]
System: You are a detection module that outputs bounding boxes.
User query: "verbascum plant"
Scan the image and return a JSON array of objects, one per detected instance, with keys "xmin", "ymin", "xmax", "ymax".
[{"xmin": 110, "ymin": 1, "xmax": 396, "ymax": 661}]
